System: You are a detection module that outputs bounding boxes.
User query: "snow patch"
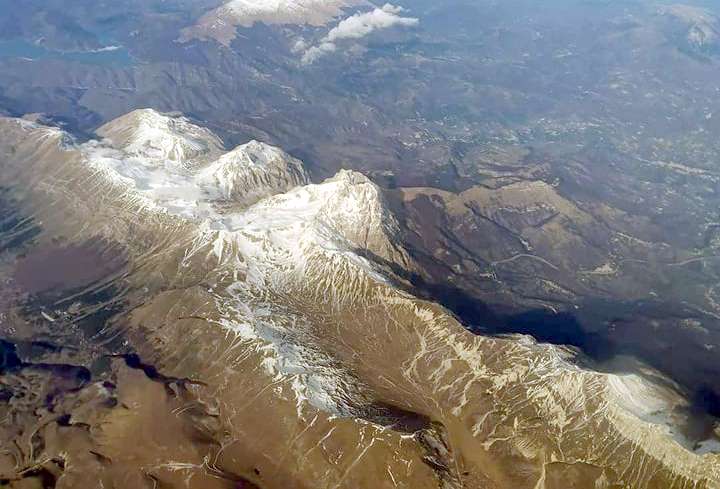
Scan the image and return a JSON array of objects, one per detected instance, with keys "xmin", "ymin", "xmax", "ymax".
[
  {"xmin": 96, "ymin": 109, "xmax": 223, "ymax": 165},
  {"xmin": 76, "ymin": 110, "xmax": 405, "ymax": 416},
  {"xmin": 181, "ymin": 0, "xmax": 359, "ymax": 45}
]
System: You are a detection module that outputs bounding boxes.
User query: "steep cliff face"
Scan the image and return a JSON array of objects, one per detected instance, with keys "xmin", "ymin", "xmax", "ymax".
[{"xmin": 0, "ymin": 114, "xmax": 719, "ymax": 489}]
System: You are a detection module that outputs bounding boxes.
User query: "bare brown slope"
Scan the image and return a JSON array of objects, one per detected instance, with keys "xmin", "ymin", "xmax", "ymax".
[{"xmin": 0, "ymin": 117, "xmax": 718, "ymax": 489}]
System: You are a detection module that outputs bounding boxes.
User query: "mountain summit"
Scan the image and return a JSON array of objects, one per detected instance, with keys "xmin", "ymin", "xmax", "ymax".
[
  {"xmin": 180, "ymin": 0, "xmax": 359, "ymax": 45},
  {"xmin": 197, "ymin": 140, "xmax": 310, "ymax": 207},
  {"xmin": 97, "ymin": 109, "xmax": 224, "ymax": 165},
  {"xmin": 0, "ymin": 113, "xmax": 718, "ymax": 489}
]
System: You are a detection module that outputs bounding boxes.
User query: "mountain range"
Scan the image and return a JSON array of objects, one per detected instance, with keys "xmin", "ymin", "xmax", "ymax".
[{"xmin": 0, "ymin": 109, "xmax": 718, "ymax": 488}]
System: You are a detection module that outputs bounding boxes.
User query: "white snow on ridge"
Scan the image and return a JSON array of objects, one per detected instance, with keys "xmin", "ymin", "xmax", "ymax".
[
  {"xmin": 217, "ymin": 169, "xmax": 399, "ymax": 284},
  {"xmin": 80, "ymin": 109, "xmax": 401, "ymax": 416},
  {"xmin": 88, "ymin": 109, "xmax": 309, "ymax": 218},
  {"xmin": 96, "ymin": 109, "xmax": 224, "ymax": 166},
  {"xmin": 221, "ymin": 0, "xmax": 354, "ymax": 25},
  {"xmin": 83, "ymin": 110, "xmax": 401, "ymax": 279},
  {"xmin": 82, "ymin": 141, "xmax": 215, "ymax": 220},
  {"xmin": 181, "ymin": 0, "xmax": 361, "ymax": 45},
  {"xmin": 13, "ymin": 113, "xmax": 714, "ymax": 464},
  {"xmin": 197, "ymin": 139, "xmax": 309, "ymax": 206},
  {"xmin": 608, "ymin": 374, "xmax": 683, "ymax": 426}
]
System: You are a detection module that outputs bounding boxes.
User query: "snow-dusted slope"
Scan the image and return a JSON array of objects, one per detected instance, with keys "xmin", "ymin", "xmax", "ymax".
[
  {"xmin": 86, "ymin": 109, "xmax": 411, "ymax": 288},
  {"xmin": 87, "ymin": 109, "xmax": 316, "ymax": 217},
  {"xmin": 210, "ymin": 169, "xmax": 411, "ymax": 294},
  {"xmin": 197, "ymin": 140, "xmax": 310, "ymax": 207},
  {"xmin": 219, "ymin": 0, "xmax": 355, "ymax": 25},
  {"xmin": 228, "ymin": 170, "xmax": 405, "ymax": 260},
  {"xmin": 180, "ymin": 0, "xmax": 361, "ymax": 45},
  {"xmin": 96, "ymin": 109, "xmax": 224, "ymax": 165},
  {"xmin": 3, "ymin": 114, "xmax": 720, "ymax": 489}
]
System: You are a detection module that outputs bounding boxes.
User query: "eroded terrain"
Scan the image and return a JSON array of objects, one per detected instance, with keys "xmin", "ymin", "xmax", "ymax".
[
  {"xmin": 2, "ymin": 1, "xmax": 720, "ymax": 487},
  {"xmin": 0, "ymin": 113, "xmax": 718, "ymax": 488}
]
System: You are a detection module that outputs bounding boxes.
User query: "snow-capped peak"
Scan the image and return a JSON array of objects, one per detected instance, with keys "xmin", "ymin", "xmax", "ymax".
[
  {"xmin": 197, "ymin": 140, "xmax": 310, "ymax": 207},
  {"xmin": 313, "ymin": 169, "xmax": 402, "ymax": 256},
  {"xmin": 180, "ymin": 0, "xmax": 360, "ymax": 45},
  {"xmin": 96, "ymin": 108, "xmax": 224, "ymax": 166},
  {"xmin": 220, "ymin": 140, "xmax": 293, "ymax": 169},
  {"xmin": 222, "ymin": 0, "xmax": 354, "ymax": 24},
  {"xmin": 230, "ymin": 168, "xmax": 391, "ymax": 244},
  {"xmin": 84, "ymin": 111, "xmax": 408, "ymax": 274},
  {"xmin": 222, "ymin": 168, "xmax": 409, "ymax": 279}
]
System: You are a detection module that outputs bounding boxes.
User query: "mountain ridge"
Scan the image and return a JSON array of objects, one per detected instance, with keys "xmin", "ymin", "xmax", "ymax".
[{"xmin": 0, "ymin": 113, "xmax": 718, "ymax": 488}]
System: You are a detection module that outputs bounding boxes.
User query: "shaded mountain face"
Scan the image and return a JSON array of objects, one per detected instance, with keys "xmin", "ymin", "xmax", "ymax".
[
  {"xmin": 0, "ymin": 112, "xmax": 719, "ymax": 489},
  {"xmin": 1, "ymin": 0, "xmax": 720, "ymax": 488}
]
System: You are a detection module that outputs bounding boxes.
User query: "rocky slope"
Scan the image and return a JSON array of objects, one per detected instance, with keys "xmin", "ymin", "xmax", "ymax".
[{"xmin": 0, "ymin": 112, "xmax": 719, "ymax": 489}]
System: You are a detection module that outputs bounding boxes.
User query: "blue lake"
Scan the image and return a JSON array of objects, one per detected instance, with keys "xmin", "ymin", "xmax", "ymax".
[{"xmin": 0, "ymin": 39, "xmax": 134, "ymax": 66}]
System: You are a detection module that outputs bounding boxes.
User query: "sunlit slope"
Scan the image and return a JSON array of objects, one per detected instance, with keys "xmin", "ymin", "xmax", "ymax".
[{"xmin": 0, "ymin": 113, "xmax": 718, "ymax": 488}]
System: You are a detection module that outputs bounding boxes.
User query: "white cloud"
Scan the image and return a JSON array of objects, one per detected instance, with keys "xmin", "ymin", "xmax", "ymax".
[
  {"xmin": 301, "ymin": 4, "xmax": 419, "ymax": 64},
  {"xmin": 292, "ymin": 38, "xmax": 309, "ymax": 53}
]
